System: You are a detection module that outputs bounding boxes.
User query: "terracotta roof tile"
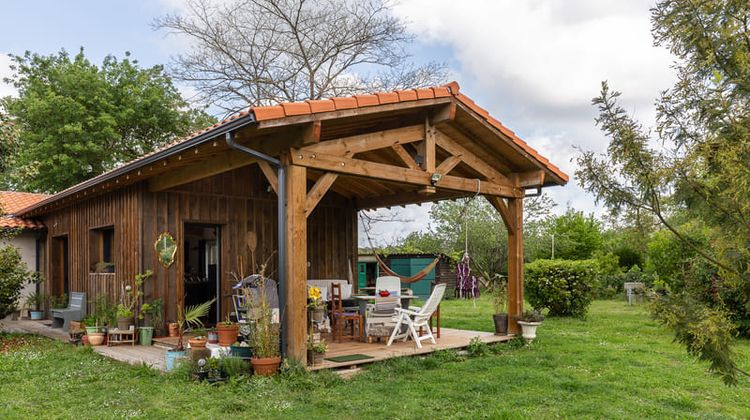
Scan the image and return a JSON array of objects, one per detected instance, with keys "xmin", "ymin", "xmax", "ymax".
[
  {"xmin": 306, "ymin": 99, "xmax": 336, "ymax": 113},
  {"xmin": 253, "ymin": 106, "xmax": 285, "ymax": 121},
  {"xmin": 331, "ymin": 97, "xmax": 358, "ymax": 110},
  {"xmin": 395, "ymin": 90, "xmax": 418, "ymax": 101},
  {"xmin": 0, "ymin": 191, "xmax": 48, "ymax": 229},
  {"xmin": 354, "ymin": 94, "xmax": 380, "ymax": 107},
  {"xmin": 281, "ymin": 102, "xmax": 311, "ymax": 116},
  {"xmin": 375, "ymin": 92, "xmax": 399, "ymax": 104},
  {"xmin": 431, "ymin": 87, "xmax": 452, "ymax": 98},
  {"xmin": 415, "ymin": 88, "xmax": 435, "ymax": 100}
]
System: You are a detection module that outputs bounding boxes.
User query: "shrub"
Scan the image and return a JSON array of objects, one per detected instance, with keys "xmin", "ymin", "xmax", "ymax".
[
  {"xmin": 525, "ymin": 259, "xmax": 596, "ymax": 318},
  {"xmin": 0, "ymin": 244, "xmax": 31, "ymax": 319}
]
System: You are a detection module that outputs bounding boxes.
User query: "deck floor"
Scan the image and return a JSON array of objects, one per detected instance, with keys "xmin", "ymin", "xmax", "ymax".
[
  {"xmin": 3, "ymin": 318, "xmax": 512, "ymax": 373},
  {"xmin": 309, "ymin": 328, "xmax": 512, "ymax": 371}
]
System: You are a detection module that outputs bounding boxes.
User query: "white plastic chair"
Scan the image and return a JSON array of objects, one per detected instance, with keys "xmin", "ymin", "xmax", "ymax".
[
  {"xmin": 375, "ymin": 276, "xmax": 401, "ymax": 296},
  {"xmin": 387, "ymin": 283, "xmax": 446, "ymax": 348}
]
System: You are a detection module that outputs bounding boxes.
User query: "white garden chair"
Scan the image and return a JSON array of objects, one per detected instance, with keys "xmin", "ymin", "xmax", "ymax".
[
  {"xmin": 375, "ymin": 276, "xmax": 401, "ymax": 296},
  {"xmin": 387, "ymin": 283, "xmax": 446, "ymax": 348}
]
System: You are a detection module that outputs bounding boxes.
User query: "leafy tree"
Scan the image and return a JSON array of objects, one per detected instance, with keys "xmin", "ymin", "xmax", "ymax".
[
  {"xmin": 0, "ymin": 209, "xmax": 30, "ymax": 319},
  {"xmin": 531, "ymin": 209, "xmax": 604, "ymax": 261},
  {"xmin": 154, "ymin": 0, "xmax": 448, "ymax": 113},
  {"xmin": 1, "ymin": 49, "xmax": 215, "ymax": 193},
  {"xmin": 576, "ymin": 0, "xmax": 750, "ymax": 384}
]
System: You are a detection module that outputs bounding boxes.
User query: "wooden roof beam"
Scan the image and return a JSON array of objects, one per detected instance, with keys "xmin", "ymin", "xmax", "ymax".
[
  {"xmin": 301, "ymin": 124, "xmax": 424, "ymax": 156},
  {"xmin": 290, "ymin": 149, "xmax": 522, "ymax": 198},
  {"xmin": 148, "ymin": 150, "xmax": 255, "ymax": 192},
  {"xmin": 435, "ymin": 130, "xmax": 513, "ymax": 186},
  {"xmin": 356, "ymin": 190, "xmax": 470, "ymax": 210},
  {"xmin": 512, "ymin": 170, "xmax": 546, "ymax": 188}
]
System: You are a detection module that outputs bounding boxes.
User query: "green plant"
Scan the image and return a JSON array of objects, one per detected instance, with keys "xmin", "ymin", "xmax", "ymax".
[
  {"xmin": 24, "ymin": 291, "xmax": 45, "ymax": 311},
  {"xmin": 48, "ymin": 293, "xmax": 68, "ymax": 309},
  {"xmin": 220, "ymin": 356, "xmax": 250, "ymax": 378},
  {"xmin": 93, "ymin": 294, "xmax": 117, "ymax": 326},
  {"xmin": 0, "ymin": 241, "xmax": 32, "ymax": 319},
  {"xmin": 490, "ymin": 276, "xmax": 507, "ymax": 314},
  {"xmin": 246, "ymin": 265, "xmax": 280, "ymax": 359},
  {"xmin": 116, "ymin": 304, "xmax": 134, "ymax": 319},
  {"xmin": 519, "ymin": 309, "xmax": 545, "ymax": 323},
  {"xmin": 309, "ymin": 340, "xmax": 327, "ymax": 354},
  {"xmin": 175, "ymin": 298, "xmax": 215, "ymax": 351},
  {"xmin": 525, "ymin": 259, "xmax": 596, "ymax": 318},
  {"xmin": 467, "ymin": 336, "xmax": 490, "ymax": 357},
  {"xmin": 139, "ymin": 298, "xmax": 163, "ymax": 328}
]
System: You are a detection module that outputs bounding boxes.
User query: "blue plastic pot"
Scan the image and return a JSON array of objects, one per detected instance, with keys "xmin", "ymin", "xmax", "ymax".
[
  {"xmin": 29, "ymin": 311, "xmax": 43, "ymax": 320},
  {"xmin": 165, "ymin": 349, "xmax": 187, "ymax": 371}
]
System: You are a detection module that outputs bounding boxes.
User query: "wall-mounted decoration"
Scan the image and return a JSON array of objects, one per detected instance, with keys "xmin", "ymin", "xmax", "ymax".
[{"xmin": 155, "ymin": 232, "xmax": 177, "ymax": 268}]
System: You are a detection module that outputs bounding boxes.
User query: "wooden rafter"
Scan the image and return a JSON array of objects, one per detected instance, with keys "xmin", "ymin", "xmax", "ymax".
[
  {"xmin": 485, "ymin": 195, "xmax": 514, "ymax": 234},
  {"xmin": 148, "ymin": 150, "xmax": 255, "ymax": 192},
  {"xmin": 356, "ymin": 190, "xmax": 470, "ymax": 210},
  {"xmin": 305, "ymin": 173, "xmax": 338, "ymax": 218},
  {"xmin": 512, "ymin": 170, "xmax": 546, "ymax": 188},
  {"xmin": 257, "ymin": 161, "xmax": 279, "ymax": 194},
  {"xmin": 300, "ymin": 125, "xmax": 424, "ymax": 156},
  {"xmin": 391, "ymin": 144, "xmax": 419, "ymax": 170},
  {"xmin": 290, "ymin": 149, "xmax": 522, "ymax": 198},
  {"xmin": 435, "ymin": 155, "xmax": 462, "ymax": 176},
  {"xmin": 435, "ymin": 130, "xmax": 512, "ymax": 185}
]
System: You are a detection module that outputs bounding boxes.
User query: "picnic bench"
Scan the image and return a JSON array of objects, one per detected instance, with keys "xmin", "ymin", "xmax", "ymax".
[{"xmin": 51, "ymin": 292, "xmax": 86, "ymax": 331}]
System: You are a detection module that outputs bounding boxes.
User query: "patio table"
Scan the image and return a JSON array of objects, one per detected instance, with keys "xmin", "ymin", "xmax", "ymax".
[{"xmin": 351, "ymin": 295, "xmax": 414, "ymax": 315}]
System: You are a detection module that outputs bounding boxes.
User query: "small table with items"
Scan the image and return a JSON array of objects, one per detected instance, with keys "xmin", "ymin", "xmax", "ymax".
[{"xmin": 107, "ymin": 328, "xmax": 136, "ymax": 346}]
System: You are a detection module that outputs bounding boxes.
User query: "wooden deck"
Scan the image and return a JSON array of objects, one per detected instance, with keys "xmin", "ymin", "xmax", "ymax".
[
  {"xmin": 3, "ymin": 319, "xmax": 512, "ymax": 373},
  {"xmin": 310, "ymin": 328, "xmax": 512, "ymax": 371}
]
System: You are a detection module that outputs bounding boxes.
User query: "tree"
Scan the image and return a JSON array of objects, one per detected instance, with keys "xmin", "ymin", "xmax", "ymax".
[
  {"xmin": 544, "ymin": 209, "xmax": 604, "ymax": 260},
  {"xmin": 1, "ymin": 49, "xmax": 215, "ymax": 193},
  {"xmin": 0, "ymin": 211, "xmax": 30, "ymax": 319},
  {"xmin": 154, "ymin": 0, "xmax": 448, "ymax": 113},
  {"xmin": 576, "ymin": 0, "xmax": 750, "ymax": 384}
]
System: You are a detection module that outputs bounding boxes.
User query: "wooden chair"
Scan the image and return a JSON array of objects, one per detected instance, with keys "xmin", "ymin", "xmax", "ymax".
[{"xmin": 331, "ymin": 283, "xmax": 362, "ymax": 342}]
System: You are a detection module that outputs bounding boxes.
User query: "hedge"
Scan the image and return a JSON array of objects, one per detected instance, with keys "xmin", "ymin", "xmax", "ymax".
[{"xmin": 524, "ymin": 259, "xmax": 596, "ymax": 318}]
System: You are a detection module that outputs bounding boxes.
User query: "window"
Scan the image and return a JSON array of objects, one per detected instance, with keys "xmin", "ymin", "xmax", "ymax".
[{"xmin": 90, "ymin": 226, "xmax": 115, "ymax": 273}]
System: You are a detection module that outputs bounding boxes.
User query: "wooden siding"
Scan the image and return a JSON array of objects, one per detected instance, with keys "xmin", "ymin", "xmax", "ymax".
[{"xmin": 42, "ymin": 185, "xmax": 142, "ymax": 313}]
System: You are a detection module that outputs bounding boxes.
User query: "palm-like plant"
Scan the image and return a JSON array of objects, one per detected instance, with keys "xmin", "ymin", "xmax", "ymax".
[{"xmin": 175, "ymin": 298, "xmax": 215, "ymax": 351}]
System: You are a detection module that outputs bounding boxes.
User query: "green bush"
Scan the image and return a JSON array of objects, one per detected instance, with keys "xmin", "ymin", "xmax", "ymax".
[
  {"xmin": 525, "ymin": 259, "xmax": 596, "ymax": 317},
  {"xmin": 0, "ymin": 244, "xmax": 31, "ymax": 319}
]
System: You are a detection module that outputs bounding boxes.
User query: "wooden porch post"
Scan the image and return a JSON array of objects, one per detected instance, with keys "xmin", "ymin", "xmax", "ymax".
[
  {"xmin": 507, "ymin": 197, "xmax": 524, "ymax": 334},
  {"xmin": 283, "ymin": 163, "xmax": 308, "ymax": 362}
]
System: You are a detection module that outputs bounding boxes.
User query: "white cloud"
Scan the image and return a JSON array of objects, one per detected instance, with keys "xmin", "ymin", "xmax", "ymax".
[
  {"xmin": 358, "ymin": 0, "xmax": 677, "ymax": 244},
  {"xmin": 0, "ymin": 53, "xmax": 17, "ymax": 98}
]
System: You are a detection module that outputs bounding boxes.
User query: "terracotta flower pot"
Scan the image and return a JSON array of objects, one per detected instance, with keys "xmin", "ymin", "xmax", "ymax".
[
  {"xmin": 168, "ymin": 323, "xmax": 179, "ymax": 337},
  {"xmin": 87, "ymin": 332, "xmax": 105, "ymax": 346},
  {"xmin": 216, "ymin": 324, "xmax": 239, "ymax": 347},
  {"xmin": 188, "ymin": 337, "xmax": 208, "ymax": 348},
  {"xmin": 251, "ymin": 356, "xmax": 282, "ymax": 376}
]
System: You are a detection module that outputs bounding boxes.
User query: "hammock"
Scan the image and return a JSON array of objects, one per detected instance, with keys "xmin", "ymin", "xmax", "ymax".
[
  {"xmin": 360, "ymin": 213, "xmax": 441, "ymax": 283},
  {"xmin": 374, "ymin": 253, "xmax": 441, "ymax": 284}
]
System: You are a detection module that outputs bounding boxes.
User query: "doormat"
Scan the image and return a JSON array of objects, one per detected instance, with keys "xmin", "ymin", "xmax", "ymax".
[{"xmin": 325, "ymin": 354, "xmax": 374, "ymax": 363}]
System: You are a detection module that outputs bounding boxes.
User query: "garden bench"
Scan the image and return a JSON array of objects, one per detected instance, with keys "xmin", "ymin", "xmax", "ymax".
[{"xmin": 51, "ymin": 292, "xmax": 86, "ymax": 331}]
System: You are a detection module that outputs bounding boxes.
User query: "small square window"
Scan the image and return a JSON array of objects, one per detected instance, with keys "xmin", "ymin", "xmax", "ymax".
[{"xmin": 90, "ymin": 227, "xmax": 115, "ymax": 273}]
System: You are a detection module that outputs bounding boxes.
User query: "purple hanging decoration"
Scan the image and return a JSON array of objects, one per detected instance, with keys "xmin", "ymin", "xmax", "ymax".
[{"xmin": 455, "ymin": 253, "xmax": 480, "ymax": 299}]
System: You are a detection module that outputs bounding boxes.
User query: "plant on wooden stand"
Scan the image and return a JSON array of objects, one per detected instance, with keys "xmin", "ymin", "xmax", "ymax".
[
  {"xmin": 491, "ymin": 276, "xmax": 508, "ymax": 335},
  {"xmin": 307, "ymin": 338, "xmax": 327, "ymax": 366},
  {"xmin": 116, "ymin": 270, "xmax": 151, "ymax": 330},
  {"xmin": 308, "ymin": 286, "xmax": 325, "ymax": 322},
  {"xmin": 247, "ymin": 264, "xmax": 281, "ymax": 376}
]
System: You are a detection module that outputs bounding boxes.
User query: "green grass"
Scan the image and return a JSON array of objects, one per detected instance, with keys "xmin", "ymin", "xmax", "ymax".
[{"xmin": 1, "ymin": 299, "xmax": 749, "ymax": 419}]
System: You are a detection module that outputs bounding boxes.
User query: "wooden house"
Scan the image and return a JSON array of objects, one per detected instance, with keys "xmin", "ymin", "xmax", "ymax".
[{"xmin": 16, "ymin": 81, "xmax": 567, "ymax": 362}]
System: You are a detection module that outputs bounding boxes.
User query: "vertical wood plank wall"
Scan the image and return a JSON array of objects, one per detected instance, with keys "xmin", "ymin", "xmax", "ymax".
[
  {"xmin": 43, "ymin": 164, "xmax": 354, "ymax": 325},
  {"xmin": 42, "ymin": 185, "xmax": 142, "ymax": 312}
]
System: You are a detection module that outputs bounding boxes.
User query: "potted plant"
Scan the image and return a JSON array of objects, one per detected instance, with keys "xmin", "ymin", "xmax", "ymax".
[
  {"xmin": 517, "ymin": 309, "xmax": 545, "ymax": 343},
  {"xmin": 230, "ymin": 340, "xmax": 252, "ymax": 359},
  {"xmin": 25, "ymin": 291, "xmax": 45, "ymax": 320},
  {"xmin": 207, "ymin": 328, "xmax": 219, "ymax": 344},
  {"xmin": 246, "ymin": 266, "xmax": 281, "ymax": 376},
  {"xmin": 491, "ymin": 277, "xmax": 508, "ymax": 335},
  {"xmin": 165, "ymin": 298, "xmax": 215, "ymax": 371},
  {"xmin": 138, "ymin": 298, "xmax": 162, "ymax": 345},
  {"xmin": 308, "ymin": 286, "xmax": 325, "ymax": 322},
  {"xmin": 217, "ymin": 315, "xmax": 239, "ymax": 347},
  {"xmin": 188, "ymin": 327, "xmax": 208, "ymax": 348},
  {"xmin": 308, "ymin": 340, "xmax": 327, "ymax": 366},
  {"xmin": 116, "ymin": 304, "xmax": 135, "ymax": 330}
]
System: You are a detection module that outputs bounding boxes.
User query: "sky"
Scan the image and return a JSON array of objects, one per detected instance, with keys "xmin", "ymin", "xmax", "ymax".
[{"xmin": 0, "ymin": 0, "xmax": 676, "ymax": 245}]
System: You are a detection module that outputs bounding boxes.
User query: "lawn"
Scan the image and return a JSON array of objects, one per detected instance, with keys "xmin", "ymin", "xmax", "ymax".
[{"xmin": 1, "ymin": 299, "xmax": 749, "ymax": 419}]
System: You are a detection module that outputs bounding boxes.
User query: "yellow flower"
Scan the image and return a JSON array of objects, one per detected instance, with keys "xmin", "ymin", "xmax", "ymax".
[{"xmin": 308, "ymin": 286, "xmax": 322, "ymax": 301}]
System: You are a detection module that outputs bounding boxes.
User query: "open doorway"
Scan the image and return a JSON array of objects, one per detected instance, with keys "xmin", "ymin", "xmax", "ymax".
[
  {"xmin": 51, "ymin": 235, "xmax": 69, "ymax": 298},
  {"xmin": 183, "ymin": 224, "xmax": 220, "ymax": 325}
]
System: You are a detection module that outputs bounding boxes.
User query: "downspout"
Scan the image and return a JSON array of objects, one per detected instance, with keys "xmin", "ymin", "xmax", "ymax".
[{"xmin": 225, "ymin": 131, "xmax": 288, "ymax": 357}]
